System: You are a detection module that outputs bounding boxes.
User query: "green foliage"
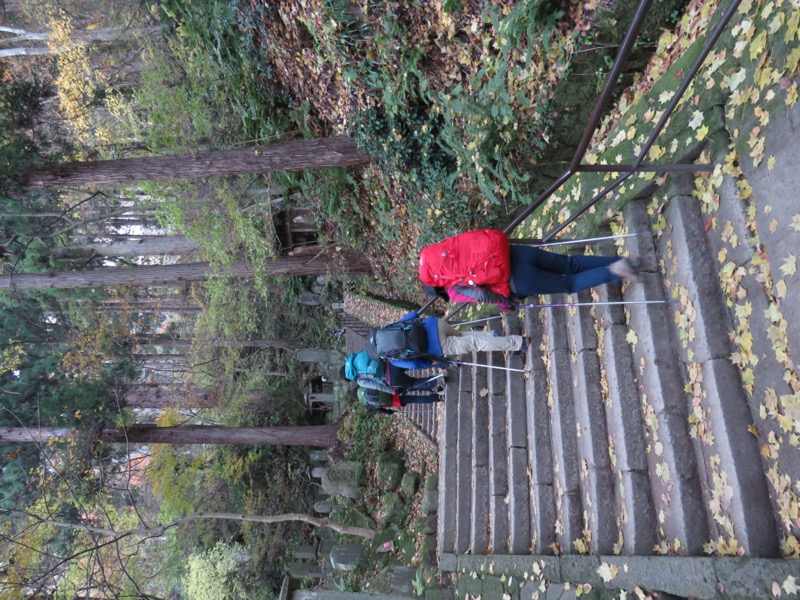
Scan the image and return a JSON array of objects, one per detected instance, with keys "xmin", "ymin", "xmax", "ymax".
[
  {"xmin": 182, "ymin": 541, "xmax": 251, "ymax": 600},
  {"xmin": 0, "ymin": 74, "xmax": 49, "ymax": 184},
  {"xmin": 340, "ymin": 404, "xmax": 393, "ymax": 464},
  {"xmin": 155, "ymin": 0, "xmax": 285, "ymax": 142},
  {"xmin": 149, "ymin": 442, "xmax": 210, "ymax": 521}
]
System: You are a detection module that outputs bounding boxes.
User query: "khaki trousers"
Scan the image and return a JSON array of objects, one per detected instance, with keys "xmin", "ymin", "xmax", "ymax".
[{"xmin": 437, "ymin": 320, "xmax": 523, "ymax": 356}]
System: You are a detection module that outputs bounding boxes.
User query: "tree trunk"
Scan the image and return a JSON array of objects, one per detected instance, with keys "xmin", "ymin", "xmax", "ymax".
[
  {"xmin": 0, "ymin": 252, "xmax": 370, "ymax": 291},
  {"xmin": 51, "ymin": 236, "xmax": 201, "ymax": 259},
  {"xmin": 130, "ymin": 337, "xmax": 302, "ymax": 349},
  {"xmin": 123, "ymin": 386, "xmax": 216, "ymax": 409},
  {"xmin": 0, "ymin": 425, "xmax": 339, "ymax": 448},
  {"xmin": 26, "ymin": 136, "xmax": 369, "ymax": 188}
]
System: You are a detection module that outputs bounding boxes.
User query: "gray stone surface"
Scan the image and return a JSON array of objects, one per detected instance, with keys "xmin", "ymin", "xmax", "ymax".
[
  {"xmin": 329, "ymin": 543, "xmax": 364, "ymax": 571},
  {"xmin": 313, "ymin": 499, "xmax": 332, "ymax": 514},
  {"xmin": 739, "ymin": 84, "xmax": 800, "ymax": 362},
  {"xmin": 321, "ymin": 462, "xmax": 361, "ymax": 500},
  {"xmin": 508, "ymin": 446, "xmax": 532, "ymax": 554},
  {"xmin": 506, "ymin": 355, "xmax": 528, "ymax": 448},
  {"xmin": 566, "ymin": 290, "xmax": 599, "ymax": 351},
  {"xmin": 623, "ymin": 199, "xmax": 660, "ymax": 274},
  {"xmin": 455, "ymin": 382, "xmax": 473, "ymax": 553},
  {"xmin": 376, "ymin": 453, "xmax": 404, "ymax": 492},
  {"xmin": 471, "ymin": 464, "xmax": 491, "ymax": 554},
  {"xmin": 309, "ymin": 450, "xmax": 329, "ymax": 463},
  {"xmin": 599, "ymin": 317, "xmax": 658, "ymax": 553},
  {"xmin": 399, "ymin": 472, "xmax": 419, "ymax": 497},
  {"xmin": 697, "ymin": 358, "xmax": 779, "ymax": 556},
  {"xmin": 546, "ymin": 347, "xmax": 581, "ymax": 493},
  {"xmin": 623, "ymin": 271, "xmax": 708, "ymax": 553},
  {"xmin": 437, "ymin": 378, "xmax": 458, "ymax": 555},
  {"xmin": 659, "ymin": 194, "xmax": 734, "ymax": 362},
  {"xmin": 531, "ymin": 482, "xmax": 557, "ymax": 553},
  {"xmin": 618, "ymin": 469, "xmax": 657, "ymax": 555}
]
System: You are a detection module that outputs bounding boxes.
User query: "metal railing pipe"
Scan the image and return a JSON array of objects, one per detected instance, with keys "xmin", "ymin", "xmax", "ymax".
[
  {"xmin": 568, "ymin": 0, "xmax": 654, "ymax": 171},
  {"xmin": 502, "ymin": 0, "xmax": 655, "ymax": 235}
]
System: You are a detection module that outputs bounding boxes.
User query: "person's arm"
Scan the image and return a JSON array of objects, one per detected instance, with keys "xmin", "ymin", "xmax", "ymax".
[
  {"xmin": 451, "ymin": 285, "xmax": 514, "ymax": 311},
  {"xmin": 389, "ymin": 357, "xmax": 435, "ymax": 370},
  {"xmin": 356, "ymin": 375, "xmax": 396, "ymax": 393},
  {"xmin": 397, "ymin": 311, "xmax": 419, "ymax": 323}
]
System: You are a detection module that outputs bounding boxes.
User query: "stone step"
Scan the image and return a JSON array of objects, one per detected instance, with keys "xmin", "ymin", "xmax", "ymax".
[
  {"xmin": 470, "ymin": 353, "xmax": 491, "ymax": 554},
  {"xmin": 618, "ymin": 203, "xmax": 710, "ymax": 554},
  {"xmin": 524, "ymin": 307, "xmax": 557, "ymax": 554},
  {"xmin": 437, "ymin": 179, "xmax": 796, "ymax": 564},
  {"xmin": 652, "ymin": 194, "xmax": 779, "ymax": 556},
  {"xmin": 700, "ymin": 158, "xmax": 800, "ymax": 545},
  {"xmin": 594, "ymin": 283, "xmax": 657, "ymax": 555},
  {"xmin": 437, "ymin": 376, "xmax": 460, "ymax": 556},
  {"xmin": 454, "ymin": 363, "xmax": 474, "ymax": 553},
  {"xmin": 487, "ymin": 346, "xmax": 510, "ymax": 554},
  {"xmin": 506, "ymin": 353, "xmax": 532, "ymax": 554},
  {"xmin": 566, "ymin": 289, "xmax": 618, "ymax": 554},
  {"xmin": 542, "ymin": 297, "xmax": 584, "ymax": 552}
]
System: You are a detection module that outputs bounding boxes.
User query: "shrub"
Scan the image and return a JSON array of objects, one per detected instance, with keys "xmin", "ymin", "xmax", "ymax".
[{"xmin": 182, "ymin": 541, "xmax": 251, "ymax": 600}]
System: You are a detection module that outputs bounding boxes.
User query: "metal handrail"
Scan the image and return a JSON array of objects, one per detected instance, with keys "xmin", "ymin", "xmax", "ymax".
[{"xmin": 417, "ymin": 0, "xmax": 741, "ymax": 318}]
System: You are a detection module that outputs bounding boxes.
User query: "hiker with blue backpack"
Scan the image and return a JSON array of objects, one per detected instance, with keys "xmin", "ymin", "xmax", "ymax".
[
  {"xmin": 369, "ymin": 310, "xmax": 525, "ymax": 372},
  {"xmin": 342, "ymin": 350, "xmax": 444, "ymax": 395}
]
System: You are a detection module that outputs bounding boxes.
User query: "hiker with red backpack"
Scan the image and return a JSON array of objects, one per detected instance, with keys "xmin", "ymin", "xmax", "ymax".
[
  {"xmin": 355, "ymin": 387, "xmax": 441, "ymax": 415},
  {"xmin": 419, "ymin": 229, "xmax": 638, "ymax": 311}
]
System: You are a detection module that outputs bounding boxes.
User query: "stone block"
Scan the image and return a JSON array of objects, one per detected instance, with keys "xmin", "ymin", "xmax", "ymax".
[{"xmin": 321, "ymin": 461, "xmax": 362, "ymax": 500}]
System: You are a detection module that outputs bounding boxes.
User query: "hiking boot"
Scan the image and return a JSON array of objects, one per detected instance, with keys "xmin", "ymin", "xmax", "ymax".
[
  {"xmin": 609, "ymin": 258, "xmax": 640, "ymax": 283},
  {"xmin": 434, "ymin": 384, "xmax": 445, "ymax": 395}
]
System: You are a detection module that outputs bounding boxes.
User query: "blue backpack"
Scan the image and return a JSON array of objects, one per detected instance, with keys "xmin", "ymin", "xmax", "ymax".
[{"xmin": 344, "ymin": 351, "xmax": 386, "ymax": 381}]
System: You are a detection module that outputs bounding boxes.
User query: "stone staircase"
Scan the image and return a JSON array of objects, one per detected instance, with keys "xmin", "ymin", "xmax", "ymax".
[{"xmin": 435, "ymin": 172, "xmax": 800, "ymax": 597}]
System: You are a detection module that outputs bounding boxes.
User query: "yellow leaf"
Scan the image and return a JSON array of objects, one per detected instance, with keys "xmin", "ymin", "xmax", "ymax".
[
  {"xmin": 777, "ymin": 280, "xmax": 788, "ymax": 298},
  {"xmin": 791, "ymin": 214, "xmax": 800, "ymax": 232},
  {"xmin": 696, "ymin": 125, "xmax": 709, "ymax": 141},
  {"xmin": 747, "ymin": 423, "xmax": 760, "ymax": 438},
  {"xmin": 597, "ymin": 562, "xmax": 619, "ymax": 582},
  {"xmin": 780, "ymin": 255, "xmax": 797, "ymax": 277},
  {"xmin": 768, "ymin": 155, "xmax": 777, "ymax": 171},
  {"xmin": 626, "ymin": 329, "xmax": 638, "ymax": 346},
  {"xmin": 773, "ymin": 580, "xmax": 782, "ymax": 597},
  {"xmin": 689, "ymin": 110, "xmax": 704, "ymax": 130},
  {"xmin": 749, "ymin": 30, "xmax": 767, "ymax": 61},
  {"xmin": 783, "ymin": 576, "xmax": 800, "ymax": 595}
]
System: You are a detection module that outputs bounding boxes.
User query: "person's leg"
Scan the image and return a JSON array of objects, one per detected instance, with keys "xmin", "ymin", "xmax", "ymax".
[
  {"xmin": 510, "ymin": 245, "xmax": 621, "ymax": 295},
  {"xmin": 401, "ymin": 393, "xmax": 441, "ymax": 404},
  {"xmin": 385, "ymin": 363, "xmax": 415, "ymax": 389},
  {"xmin": 441, "ymin": 330, "xmax": 523, "ymax": 355}
]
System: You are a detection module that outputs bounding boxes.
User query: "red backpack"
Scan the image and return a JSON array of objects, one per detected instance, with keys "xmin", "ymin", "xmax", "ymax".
[{"xmin": 418, "ymin": 229, "xmax": 512, "ymax": 297}]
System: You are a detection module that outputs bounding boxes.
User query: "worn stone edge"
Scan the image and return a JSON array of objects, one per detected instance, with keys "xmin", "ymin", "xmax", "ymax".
[{"xmin": 438, "ymin": 554, "xmax": 800, "ymax": 600}]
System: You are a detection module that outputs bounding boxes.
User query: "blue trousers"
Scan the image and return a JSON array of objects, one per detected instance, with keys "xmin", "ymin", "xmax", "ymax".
[
  {"xmin": 401, "ymin": 394, "xmax": 440, "ymax": 405},
  {"xmin": 509, "ymin": 245, "xmax": 621, "ymax": 296}
]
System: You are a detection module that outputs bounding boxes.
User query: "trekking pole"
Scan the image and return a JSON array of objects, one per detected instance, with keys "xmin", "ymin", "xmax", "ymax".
[
  {"xmin": 523, "ymin": 232, "xmax": 646, "ymax": 248},
  {"xmin": 517, "ymin": 299, "xmax": 667, "ymax": 309},
  {"xmin": 407, "ymin": 373, "xmax": 445, "ymax": 391},
  {"xmin": 451, "ymin": 315, "xmax": 506, "ymax": 327},
  {"xmin": 447, "ymin": 359, "xmax": 527, "ymax": 373}
]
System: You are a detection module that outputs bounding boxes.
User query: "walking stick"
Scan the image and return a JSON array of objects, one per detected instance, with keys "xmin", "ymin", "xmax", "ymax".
[
  {"xmin": 446, "ymin": 359, "xmax": 527, "ymax": 373},
  {"xmin": 516, "ymin": 299, "xmax": 667, "ymax": 309},
  {"xmin": 512, "ymin": 232, "xmax": 646, "ymax": 248},
  {"xmin": 406, "ymin": 373, "xmax": 445, "ymax": 391}
]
